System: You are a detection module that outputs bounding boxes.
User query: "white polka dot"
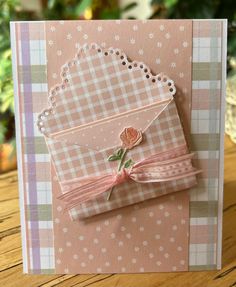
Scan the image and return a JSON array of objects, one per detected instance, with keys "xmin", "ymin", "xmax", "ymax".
[
  {"xmin": 138, "ymin": 49, "xmax": 144, "ymax": 55},
  {"xmin": 66, "ymin": 33, "xmax": 72, "ymax": 40},
  {"xmin": 58, "ymin": 247, "xmax": 63, "ymax": 253},
  {"xmin": 157, "ymin": 42, "xmax": 162, "ymax": 48},
  {"xmin": 158, "ymin": 204, "xmax": 164, "ymax": 210},
  {"xmin": 81, "ymin": 262, "xmax": 86, "ymax": 267},
  {"xmin": 159, "ymin": 246, "xmax": 164, "ymax": 251},
  {"xmin": 156, "ymin": 219, "xmax": 162, "ymax": 225},
  {"xmin": 88, "ymin": 254, "xmax": 94, "ymax": 260},
  {"xmin": 117, "ymin": 214, "xmax": 122, "ymax": 220},
  {"xmin": 114, "ymin": 35, "xmax": 120, "ymax": 41},
  {"xmin": 117, "ymin": 255, "xmax": 122, "ymax": 261},
  {"xmin": 149, "ymin": 33, "xmax": 154, "ymax": 39},
  {"xmin": 179, "ymin": 26, "xmax": 185, "ymax": 31},
  {"xmin": 104, "ymin": 220, "xmax": 109, "ymax": 226},
  {"xmin": 164, "ymin": 211, "xmax": 170, "ymax": 217},
  {"xmin": 170, "ymin": 62, "xmax": 176, "ymax": 68},
  {"xmin": 97, "ymin": 26, "xmax": 103, "ymax": 32},
  {"xmin": 165, "ymin": 33, "xmax": 170, "ymax": 39},
  {"xmin": 139, "ymin": 226, "xmax": 144, "ymax": 233},
  {"xmin": 156, "ymin": 261, "xmax": 162, "ymax": 266},
  {"xmin": 93, "ymin": 238, "xmax": 99, "ymax": 244},
  {"xmin": 118, "ymin": 241, "xmax": 124, "ymax": 246},
  {"xmin": 133, "ymin": 25, "xmax": 138, "ymax": 31},
  {"xmin": 97, "ymin": 267, "xmax": 102, "ymax": 272},
  {"xmin": 121, "ymin": 267, "xmax": 126, "ymax": 272},
  {"xmin": 121, "ymin": 226, "xmax": 126, "ymax": 231},
  {"xmin": 77, "ymin": 25, "xmax": 82, "ymax": 31},
  {"xmin": 159, "ymin": 25, "xmax": 165, "ymax": 31},
  {"xmin": 139, "ymin": 267, "xmax": 144, "ymax": 272},
  {"xmin": 73, "ymin": 254, "xmax": 78, "ymax": 259},
  {"xmin": 126, "ymin": 233, "xmax": 131, "ymax": 239},
  {"xmin": 172, "ymin": 225, "xmax": 178, "ymax": 231},
  {"xmin": 170, "ymin": 237, "xmax": 175, "ymax": 242},
  {"xmin": 101, "ymin": 247, "xmax": 107, "ymax": 253},
  {"xmin": 56, "ymin": 259, "xmax": 61, "ymax": 264},
  {"xmin": 132, "ymin": 258, "xmax": 137, "ymax": 264},
  {"xmin": 174, "ymin": 48, "xmax": 179, "ymax": 54},
  {"xmin": 177, "ymin": 246, "xmax": 183, "ymax": 251},
  {"xmin": 155, "ymin": 234, "xmax": 161, "ymax": 240},
  {"xmin": 110, "ymin": 233, "xmax": 116, "ymax": 239},
  {"xmin": 96, "ymin": 226, "xmax": 101, "ymax": 232},
  {"xmin": 172, "ymin": 266, "xmax": 177, "ymax": 271},
  {"xmin": 134, "ymin": 246, "xmax": 140, "ymax": 252},
  {"xmin": 63, "ymin": 227, "xmax": 68, "ymax": 233},
  {"xmin": 79, "ymin": 235, "xmax": 84, "ymax": 241},
  {"xmin": 164, "ymin": 253, "xmax": 169, "ymax": 258},
  {"xmin": 149, "ymin": 253, "xmax": 154, "ymax": 259},
  {"xmin": 149, "ymin": 211, "xmax": 154, "ymax": 217},
  {"xmin": 64, "ymin": 268, "xmax": 69, "ymax": 273},
  {"xmin": 105, "ymin": 261, "xmax": 110, "ymax": 267},
  {"xmin": 66, "ymin": 241, "xmax": 71, "ymax": 247},
  {"xmin": 183, "ymin": 41, "xmax": 188, "ymax": 47},
  {"xmin": 83, "ymin": 34, "xmax": 88, "ymax": 40},
  {"xmin": 180, "ymin": 260, "xmax": 185, "ymax": 265},
  {"xmin": 181, "ymin": 219, "xmax": 186, "ymax": 224},
  {"xmin": 156, "ymin": 58, "xmax": 161, "ymax": 64},
  {"xmin": 142, "ymin": 240, "xmax": 148, "ymax": 246},
  {"xmin": 57, "ymin": 206, "xmax": 62, "ymax": 212},
  {"xmin": 55, "ymin": 218, "xmax": 60, "ymax": 224},
  {"xmin": 130, "ymin": 38, "xmax": 135, "ymax": 44}
]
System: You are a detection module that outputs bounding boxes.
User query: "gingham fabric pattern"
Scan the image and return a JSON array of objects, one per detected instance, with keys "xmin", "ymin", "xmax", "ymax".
[
  {"xmin": 11, "ymin": 22, "xmax": 55, "ymax": 273},
  {"xmin": 46, "ymin": 99, "xmax": 197, "ymax": 219},
  {"xmin": 38, "ymin": 44, "xmax": 175, "ymax": 136},
  {"xmin": 189, "ymin": 20, "xmax": 226, "ymax": 270}
]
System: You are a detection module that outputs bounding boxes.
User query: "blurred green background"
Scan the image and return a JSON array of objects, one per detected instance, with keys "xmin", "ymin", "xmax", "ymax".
[{"xmin": 0, "ymin": 0, "xmax": 236, "ymax": 172}]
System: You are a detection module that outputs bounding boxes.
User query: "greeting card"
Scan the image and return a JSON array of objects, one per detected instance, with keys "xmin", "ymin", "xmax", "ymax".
[{"xmin": 11, "ymin": 19, "xmax": 227, "ymax": 274}]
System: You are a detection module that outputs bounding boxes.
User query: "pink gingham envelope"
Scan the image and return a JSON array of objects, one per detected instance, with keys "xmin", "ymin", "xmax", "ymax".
[{"xmin": 38, "ymin": 43, "xmax": 199, "ymax": 220}]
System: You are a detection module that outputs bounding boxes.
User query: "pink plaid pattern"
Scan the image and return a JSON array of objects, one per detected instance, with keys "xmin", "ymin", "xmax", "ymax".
[
  {"xmin": 39, "ymin": 44, "xmax": 197, "ymax": 219},
  {"xmin": 38, "ymin": 44, "xmax": 175, "ymax": 136}
]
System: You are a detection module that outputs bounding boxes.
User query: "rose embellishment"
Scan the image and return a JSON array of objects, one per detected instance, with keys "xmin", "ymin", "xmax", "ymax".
[
  {"xmin": 120, "ymin": 127, "xmax": 143, "ymax": 150},
  {"xmin": 106, "ymin": 127, "xmax": 143, "ymax": 200}
]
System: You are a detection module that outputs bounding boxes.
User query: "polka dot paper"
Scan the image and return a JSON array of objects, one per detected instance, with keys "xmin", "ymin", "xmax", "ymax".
[{"xmin": 38, "ymin": 20, "xmax": 196, "ymax": 273}]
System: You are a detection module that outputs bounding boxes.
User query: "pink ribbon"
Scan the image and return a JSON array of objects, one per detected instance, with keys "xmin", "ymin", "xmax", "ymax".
[{"xmin": 58, "ymin": 145, "xmax": 201, "ymax": 211}]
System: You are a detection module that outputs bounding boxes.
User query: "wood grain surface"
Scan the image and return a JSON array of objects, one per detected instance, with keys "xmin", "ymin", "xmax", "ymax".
[{"xmin": 0, "ymin": 135, "xmax": 235, "ymax": 287}]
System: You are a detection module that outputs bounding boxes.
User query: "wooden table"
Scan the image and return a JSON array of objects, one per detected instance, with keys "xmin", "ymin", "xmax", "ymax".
[{"xmin": 0, "ymin": 135, "xmax": 236, "ymax": 287}]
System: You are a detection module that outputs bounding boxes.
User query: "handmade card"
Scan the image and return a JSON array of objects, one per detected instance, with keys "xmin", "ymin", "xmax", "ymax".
[{"xmin": 11, "ymin": 19, "xmax": 227, "ymax": 274}]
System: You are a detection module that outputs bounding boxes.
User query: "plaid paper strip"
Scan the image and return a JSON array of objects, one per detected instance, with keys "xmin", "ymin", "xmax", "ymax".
[
  {"xmin": 11, "ymin": 22, "xmax": 55, "ymax": 273},
  {"xmin": 189, "ymin": 20, "xmax": 226, "ymax": 270}
]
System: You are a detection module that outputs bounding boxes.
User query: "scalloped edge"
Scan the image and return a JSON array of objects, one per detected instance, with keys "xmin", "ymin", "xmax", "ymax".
[{"xmin": 37, "ymin": 43, "xmax": 176, "ymax": 136}]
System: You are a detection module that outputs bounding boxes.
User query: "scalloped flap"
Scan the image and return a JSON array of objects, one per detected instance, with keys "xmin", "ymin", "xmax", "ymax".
[{"xmin": 38, "ymin": 43, "xmax": 176, "ymax": 137}]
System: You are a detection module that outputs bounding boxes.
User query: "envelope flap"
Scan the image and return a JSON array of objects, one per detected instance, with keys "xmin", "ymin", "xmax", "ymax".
[
  {"xmin": 37, "ymin": 43, "xmax": 176, "ymax": 137},
  {"xmin": 50, "ymin": 99, "xmax": 171, "ymax": 151}
]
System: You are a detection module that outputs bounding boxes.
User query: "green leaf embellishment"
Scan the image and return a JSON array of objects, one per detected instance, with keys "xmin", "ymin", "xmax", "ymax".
[
  {"xmin": 116, "ymin": 148, "xmax": 124, "ymax": 158},
  {"xmin": 107, "ymin": 154, "xmax": 119, "ymax": 161},
  {"xmin": 107, "ymin": 148, "xmax": 124, "ymax": 161},
  {"xmin": 124, "ymin": 159, "xmax": 134, "ymax": 169}
]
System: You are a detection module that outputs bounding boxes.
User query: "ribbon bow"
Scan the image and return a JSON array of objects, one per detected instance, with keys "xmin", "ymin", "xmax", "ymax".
[{"xmin": 58, "ymin": 145, "xmax": 200, "ymax": 211}]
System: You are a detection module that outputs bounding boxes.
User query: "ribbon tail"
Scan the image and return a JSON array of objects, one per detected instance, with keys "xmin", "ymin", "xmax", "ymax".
[{"xmin": 58, "ymin": 174, "xmax": 116, "ymax": 211}]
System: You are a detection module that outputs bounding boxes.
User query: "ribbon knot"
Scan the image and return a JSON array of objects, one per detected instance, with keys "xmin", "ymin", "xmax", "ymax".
[{"xmin": 114, "ymin": 169, "xmax": 129, "ymax": 185}]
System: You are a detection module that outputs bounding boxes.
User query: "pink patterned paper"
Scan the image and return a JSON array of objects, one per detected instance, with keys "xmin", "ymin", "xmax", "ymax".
[{"xmin": 43, "ymin": 20, "xmax": 193, "ymax": 273}]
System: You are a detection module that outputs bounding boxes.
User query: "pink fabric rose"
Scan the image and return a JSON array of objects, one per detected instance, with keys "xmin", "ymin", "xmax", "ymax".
[{"xmin": 120, "ymin": 127, "xmax": 142, "ymax": 150}]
